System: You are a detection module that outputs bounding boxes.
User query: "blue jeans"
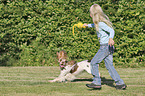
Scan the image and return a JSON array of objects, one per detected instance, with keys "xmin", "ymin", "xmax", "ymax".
[{"xmin": 90, "ymin": 44, "xmax": 124, "ymax": 85}]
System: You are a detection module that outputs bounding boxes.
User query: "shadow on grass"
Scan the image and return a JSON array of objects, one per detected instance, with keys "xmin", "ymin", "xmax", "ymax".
[
  {"xmin": 25, "ymin": 77, "xmax": 115, "ymax": 89},
  {"xmin": 72, "ymin": 77, "xmax": 115, "ymax": 88}
]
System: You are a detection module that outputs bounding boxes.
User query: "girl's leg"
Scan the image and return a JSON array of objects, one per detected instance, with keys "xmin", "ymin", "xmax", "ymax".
[
  {"xmin": 104, "ymin": 54, "xmax": 125, "ymax": 85},
  {"xmin": 90, "ymin": 46, "xmax": 109, "ymax": 85}
]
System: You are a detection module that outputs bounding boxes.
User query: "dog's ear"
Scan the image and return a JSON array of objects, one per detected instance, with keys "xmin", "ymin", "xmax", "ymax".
[
  {"xmin": 57, "ymin": 52, "xmax": 59, "ymax": 55},
  {"xmin": 68, "ymin": 60, "xmax": 76, "ymax": 66},
  {"xmin": 56, "ymin": 52, "xmax": 59, "ymax": 58},
  {"xmin": 62, "ymin": 52, "xmax": 64, "ymax": 57}
]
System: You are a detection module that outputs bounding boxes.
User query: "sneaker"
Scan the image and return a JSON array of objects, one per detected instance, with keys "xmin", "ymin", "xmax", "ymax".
[
  {"xmin": 86, "ymin": 83, "xmax": 101, "ymax": 89},
  {"xmin": 116, "ymin": 84, "xmax": 127, "ymax": 90}
]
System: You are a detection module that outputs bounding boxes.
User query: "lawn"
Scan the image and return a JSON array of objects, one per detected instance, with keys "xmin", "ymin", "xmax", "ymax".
[{"xmin": 0, "ymin": 66, "xmax": 144, "ymax": 96}]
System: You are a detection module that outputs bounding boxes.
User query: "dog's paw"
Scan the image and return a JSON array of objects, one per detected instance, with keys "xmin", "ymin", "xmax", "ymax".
[
  {"xmin": 48, "ymin": 80, "xmax": 56, "ymax": 83},
  {"xmin": 49, "ymin": 77, "xmax": 66, "ymax": 83},
  {"xmin": 57, "ymin": 77, "xmax": 66, "ymax": 82}
]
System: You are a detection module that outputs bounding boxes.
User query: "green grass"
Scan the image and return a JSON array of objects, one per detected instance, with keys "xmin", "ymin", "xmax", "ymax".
[{"xmin": 0, "ymin": 67, "xmax": 145, "ymax": 96}]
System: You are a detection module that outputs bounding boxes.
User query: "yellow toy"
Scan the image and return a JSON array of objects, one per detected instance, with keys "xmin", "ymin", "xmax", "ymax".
[{"xmin": 72, "ymin": 22, "xmax": 86, "ymax": 35}]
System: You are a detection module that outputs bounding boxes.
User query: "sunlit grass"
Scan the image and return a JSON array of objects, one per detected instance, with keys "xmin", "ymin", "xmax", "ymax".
[{"xmin": 0, "ymin": 67, "xmax": 144, "ymax": 96}]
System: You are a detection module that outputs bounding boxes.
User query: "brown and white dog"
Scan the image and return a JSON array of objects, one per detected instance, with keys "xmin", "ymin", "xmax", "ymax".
[{"xmin": 49, "ymin": 50, "xmax": 91, "ymax": 82}]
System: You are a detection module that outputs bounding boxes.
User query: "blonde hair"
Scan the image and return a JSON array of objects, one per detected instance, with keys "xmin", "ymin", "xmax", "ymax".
[{"xmin": 90, "ymin": 4, "xmax": 113, "ymax": 31}]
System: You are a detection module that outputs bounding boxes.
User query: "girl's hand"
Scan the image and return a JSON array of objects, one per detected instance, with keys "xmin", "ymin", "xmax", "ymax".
[
  {"xmin": 109, "ymin": 38, "xmax": 114, "ymax": 46},
  {"xmin": 83, "ymin": 23, "xmax": 88, "ymax": 27}
]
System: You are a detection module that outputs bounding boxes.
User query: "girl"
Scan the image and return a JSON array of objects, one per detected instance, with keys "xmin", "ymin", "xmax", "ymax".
[{"xmin": 84, "ymin": 4, "xmax": 127, "ymax": 90}]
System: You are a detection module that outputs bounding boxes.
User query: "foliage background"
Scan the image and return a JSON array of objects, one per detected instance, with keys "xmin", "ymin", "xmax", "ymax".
[{"xmin": 0, "ymin": 0, "xmax": 145, "ymax": 67}]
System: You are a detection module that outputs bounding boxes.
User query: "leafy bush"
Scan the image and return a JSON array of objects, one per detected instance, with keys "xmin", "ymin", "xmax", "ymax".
[{"xmin": 0, "ymin": 0, "xmax": 145, "ymax": 67}]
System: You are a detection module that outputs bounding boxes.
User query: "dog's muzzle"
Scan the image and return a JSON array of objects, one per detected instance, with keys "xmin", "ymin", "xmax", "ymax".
[{"xmin": 59, "ymin": 59, "xmax": 68, "ymax": 70}]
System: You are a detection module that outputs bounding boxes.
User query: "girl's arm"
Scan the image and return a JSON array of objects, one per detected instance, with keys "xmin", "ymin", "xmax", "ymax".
[
  {"xmin": 83, "ymin": 22, "xmax": 115, "ymax": 46},
  {"xmin": 99, "ymin": 22, "xmax": 115, "ymax": 39},
  {"xmin": 99, "ymin": 22, "xmax": 115, "ymax": 46},
  {"xmin": 83, "ymin": 23, "xmax": 95, "ymax": 27}
]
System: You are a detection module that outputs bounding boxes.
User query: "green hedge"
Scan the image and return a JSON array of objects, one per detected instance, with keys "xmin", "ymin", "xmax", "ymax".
[{"xmin": 0, "ymin": 0, "xmax": 145, "ymax": 67}]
